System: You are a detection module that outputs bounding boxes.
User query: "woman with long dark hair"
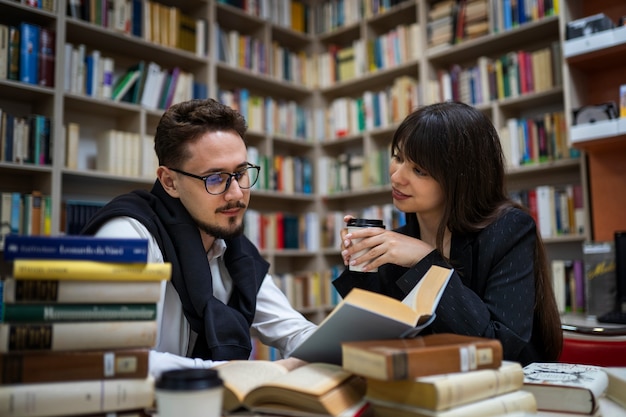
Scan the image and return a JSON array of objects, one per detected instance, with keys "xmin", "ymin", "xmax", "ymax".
[{"xmin": 335, "ymin": 101, "xmax": 562, "ymax": 364}]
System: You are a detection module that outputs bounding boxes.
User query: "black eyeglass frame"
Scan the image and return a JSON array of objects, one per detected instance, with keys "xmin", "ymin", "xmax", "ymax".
[{"xmin": 168, "ymin": 163, "xmax": 261, "ymax": 195}]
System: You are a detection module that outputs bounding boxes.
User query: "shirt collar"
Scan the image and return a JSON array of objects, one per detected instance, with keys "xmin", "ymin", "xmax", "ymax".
[{"xmin": 207, "ymin": 238, "xmax": 227, "ymax": 260}]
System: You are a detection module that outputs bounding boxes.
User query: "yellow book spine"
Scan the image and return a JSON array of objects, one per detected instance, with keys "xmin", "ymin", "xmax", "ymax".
[{"xmin": 13, "ymin": 260, "xmax": 172, "ymax": 281}]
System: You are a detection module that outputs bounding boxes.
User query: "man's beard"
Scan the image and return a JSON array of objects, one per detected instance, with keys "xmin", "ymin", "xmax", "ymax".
[{"xmin": 197, "ymin": 201, "xmax": 246, "ymax": 240}]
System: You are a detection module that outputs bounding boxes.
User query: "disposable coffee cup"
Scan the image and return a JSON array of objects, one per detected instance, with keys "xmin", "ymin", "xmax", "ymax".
[
  {"xmin": 347, "ymin": 218, "xmax": 386, "ymax": 272},
  {"xmin": 155, "ymin": 368, "xmax": 223, "ymax": 417}
]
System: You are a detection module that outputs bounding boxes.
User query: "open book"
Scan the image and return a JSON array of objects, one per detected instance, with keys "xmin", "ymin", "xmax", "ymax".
[
  {"xmin": 214, "ymin": 361, "xmax": 367, "ymax": 417},
  {"xmin": 291, "ymin": 265, "xmax": 453, "ymax": 364}
]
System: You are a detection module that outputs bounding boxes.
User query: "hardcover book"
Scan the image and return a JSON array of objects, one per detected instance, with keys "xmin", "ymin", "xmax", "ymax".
[
  {"xmin": 0, "ymin": 320, "xmax": 157, "ymax": 352},
  {"xmin": 3, "ymin": 234, "xmax": 149, "ymax": 263},
  {"xmin": 341, "ymin": 333, "xmax": 503, "ymax": 381},
  {"xmin": 1, "ymin": 278, "xmax": 163, "ymax": 303},
  {"xmin": 522, "ymin": 362, "xmax": 609, "ymax": 414},
  {"xmin": 291, "ymin": 265, "xmax": 453, "ymax": 364},
  {"xmin": 0, "ymin": 377, "xmax": 154, "ymax": 417},
  {"xmin": 0, "ymin": 348, "xmax": 150, "ymax": 383},
  {"xmin": 364, "ymin": 361, "xmax": 522, "ymax": 411},
  {"xmin": 214, "ymin": 360, "xmax": 367, "ymax": 417},
  {"xmin": 368, "ymin": 389, "xmax": 536, "ymax": 417},
  {"xmin": 12, "ymin": 259, "xmax": 171, "ymax": 281},
  {"xmin": 18, "ymin": 22, "xmax": 40, "ymax": 84},
  {"xmin": 0, "ymin": 303, "xmax": 157, "ymax": 322}
]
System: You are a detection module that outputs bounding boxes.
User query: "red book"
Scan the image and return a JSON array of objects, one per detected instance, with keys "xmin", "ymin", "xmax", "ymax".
[{"xmin": 38, "ymin": 27, "xmax": 55, "ymax": 87}]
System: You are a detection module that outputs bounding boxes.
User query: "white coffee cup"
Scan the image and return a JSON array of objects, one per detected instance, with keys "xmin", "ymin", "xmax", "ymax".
[
  {"xmin": 347, "ymin": 218, "xmax": 386, "ymax": 272},
  {"xmin": 155, "ymin": 368, "xmax": 223, "ymax": 417}
]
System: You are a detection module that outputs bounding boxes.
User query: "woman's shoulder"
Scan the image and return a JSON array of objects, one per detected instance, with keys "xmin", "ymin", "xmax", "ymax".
[{"xmin": 484, "ymin": 206, "xmax": 536, "ymax": 236}]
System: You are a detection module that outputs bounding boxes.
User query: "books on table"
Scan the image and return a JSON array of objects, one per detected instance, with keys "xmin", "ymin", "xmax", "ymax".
[
  {"xmin": 522, "ymin": 362, "xmax": 609, "ymax": 415},
  {"xmin": 0, "ymin": 234, "xmax": 170, "ymax": 417}
]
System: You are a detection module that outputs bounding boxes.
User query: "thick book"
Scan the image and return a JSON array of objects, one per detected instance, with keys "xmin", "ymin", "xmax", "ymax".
[
  {"xmin": 605, "ymin": 367, "xmax": 626, "ymax": 409},
  {"xmin": 12, "ymin": 259, "xmax": 171, "ymax": 281},
  {"xmin": 214, "ymin": 360, "xmax": 367, "ymax": 417},
  {"xmin": 522, "ymin": 362, "xmax": 609, "ymax": 414},
  {"xmin": 0, "ymin": 320, "xmax": 157, "ymax": 353},
  {"xmin": 0, "ymin": 348, "xmax": 150, "ymax": 383},
  {"xmin": 291, "ymin": 265, "xmax": 453, "ymax": 364},
  {"xmin": 368, "ymin": 390, "xmax": 536, "ymax": 417},
  {"xmin": 1, "ymin": 278, "xmax": 163, "ymax": 303},
  {"xmin": 365, "ymin": 361, "xmax": 522, "ymax": 411},
  {"xmin": 0, "ymin": 303, "xmax": 157, "ymax": 322},
  {"xmin": 0, "ymin": 377, "xmax": 154, "ymax": 417},
  {"xmin": 3, "ymin": 234, "xmax": 149, "ymax": 262},
  {"xmin": 341, "ymin": 333, "xmax": 503, "ymax": 381}
]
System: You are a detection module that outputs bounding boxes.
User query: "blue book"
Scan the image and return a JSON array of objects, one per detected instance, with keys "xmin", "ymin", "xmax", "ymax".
[
  {"xmin": 3, "ymin": 235, "xmax": 149, "ymax": 262},
  {"xmin": 19, "ymin": 22, "xmax": 40, "ymax": 84}
]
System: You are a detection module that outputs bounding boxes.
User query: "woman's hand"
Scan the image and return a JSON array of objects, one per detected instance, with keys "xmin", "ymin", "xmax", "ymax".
[{"xmin": 341, "ymin": 215, "xmax": 433, "ymax": 271}]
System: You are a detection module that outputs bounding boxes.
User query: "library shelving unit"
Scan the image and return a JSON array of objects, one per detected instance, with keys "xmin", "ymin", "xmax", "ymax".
[
  {"xmin": 0, "ymin": 0, "xmax": 599, "ymax": 321},
  {"xmin": 560, "ymin": 0, "xmax": 626, "ymax": 242}
]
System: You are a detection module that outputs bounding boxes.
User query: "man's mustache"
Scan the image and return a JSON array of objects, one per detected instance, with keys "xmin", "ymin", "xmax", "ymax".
[{"xmin": 216, "ymin": 202, "xmax": 246, "ymax": 213}]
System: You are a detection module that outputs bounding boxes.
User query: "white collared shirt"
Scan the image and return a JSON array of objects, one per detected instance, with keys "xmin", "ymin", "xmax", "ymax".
[{"xmin": 94, "ymin": 217, "xmax": 317, "ymax": 377}]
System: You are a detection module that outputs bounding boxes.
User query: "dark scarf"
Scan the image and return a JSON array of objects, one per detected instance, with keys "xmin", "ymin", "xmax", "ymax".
[{"xmin": 82, "ymin": 180, "xmax": 269, "ymax": 360}]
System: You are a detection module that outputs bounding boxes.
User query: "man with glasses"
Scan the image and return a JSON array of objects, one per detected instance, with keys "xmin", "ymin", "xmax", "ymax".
[{"xmin": 81, "ymin": 98, "xmax": 317, "ymax": 377}]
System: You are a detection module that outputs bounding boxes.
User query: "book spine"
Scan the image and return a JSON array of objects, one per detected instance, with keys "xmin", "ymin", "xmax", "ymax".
[
  {"xmin": 12, "ymin": 259, "xmax": 171, "ymax": 281},
  {"xmin": 343, "ymin": 340, "xmax": 502, "ymax": 381},
  {"xmin": 1, "ymin": 278, "xmax": 163, "ymax": 303},
  {"xmin": 3, "ymin": 235, "xmax": 149, "ymax": 262},
  {"xmin": 0, "ymin": 377, "xmax": 154, "ymax": 417},
  {"xmin": 19, "ymin": 22, "xmax": 40, "ymax": 84},
  {"xmin": 0, "ymin": 321, "xmax": 157, "ymax": 352},
  {"xmin": 37, "ymin": 27, "xmax": 55, "ymax": 87},
  {"xmin": 1, "ymin": 303, "xmax": 157, "ymax": 322},
  {"xmin": 0, "ymin": 348, "xmax": 150, "ymax": 383}
]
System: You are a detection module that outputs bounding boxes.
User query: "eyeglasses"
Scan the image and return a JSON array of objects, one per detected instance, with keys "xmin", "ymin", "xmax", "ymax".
[{"xmin": 169, "ymin": 163, "xmax": 261, "ymax": 195}]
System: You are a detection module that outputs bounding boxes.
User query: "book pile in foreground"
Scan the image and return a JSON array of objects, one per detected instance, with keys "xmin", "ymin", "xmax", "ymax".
[
  {"xmin": 0, "ymin": 234, "xmax": 172, "ymax": 417},
  {"xmin": 522, "ymin": 362, "xmax": 626, "ymax": 416},
  {"xmin": 341, "ymin": 333, "xmax": 538, "ymax": 417}
]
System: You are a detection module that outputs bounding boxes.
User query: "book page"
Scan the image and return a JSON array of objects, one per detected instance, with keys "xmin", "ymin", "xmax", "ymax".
[
  {"xmin": 214, "ymin": 360, "xmax": 288, "ymax": 410},
  {"xmin": 402, "ymin": 265, "xmax": 453, "ymax": 319}
]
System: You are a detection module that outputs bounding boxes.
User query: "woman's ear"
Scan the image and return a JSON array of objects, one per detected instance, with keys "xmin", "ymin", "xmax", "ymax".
[{"xmin": 157, "ymin": 166, "xmax": 180, "ymax": 198}]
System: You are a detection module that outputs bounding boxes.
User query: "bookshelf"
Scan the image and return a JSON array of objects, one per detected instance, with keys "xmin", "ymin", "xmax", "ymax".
[
  {"xmin": 560, "ymin": 0, "xmax": 626, "ymax": 242},
  {"xmin": 0, "ymin": 0, "xmax": 601, "ymax": 322}
]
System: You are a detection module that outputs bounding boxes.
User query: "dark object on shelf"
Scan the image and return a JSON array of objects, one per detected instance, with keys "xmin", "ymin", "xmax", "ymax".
[
  {"xmin": 572, "ymin": 102, "xmax": 618, "ymax": 125},
  {"xmin": 597, "ymin": 231, "xmax": 626, "ymax": 324},
  {"xmin": 597, "ymin": 310, "xmax": 626, "ymax": 325},
  {"xmin": 566, "ymin": 13, "xmax": 615, "ymax": 40}
]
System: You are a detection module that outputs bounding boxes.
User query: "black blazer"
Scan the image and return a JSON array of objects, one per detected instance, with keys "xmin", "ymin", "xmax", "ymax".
[{"xmin": 333, "ymin": 207, "xmax": 549, "ymax": 365}]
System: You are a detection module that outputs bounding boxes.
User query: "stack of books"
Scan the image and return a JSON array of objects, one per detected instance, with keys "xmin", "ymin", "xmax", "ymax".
[
  {"xmin": 0, "ymin": 234, "xmax": 172, "ymax": 417},
  {"xmin": 341, "ymin": 333, "xmax": 538, "ymax": 417}
]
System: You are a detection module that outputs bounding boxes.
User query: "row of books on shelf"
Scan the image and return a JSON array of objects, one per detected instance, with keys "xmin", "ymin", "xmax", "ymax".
[
  {"xmin": 0, "ymin": 22, "xmax": 55, "ymax": 87},
  {"xmin": 219, "ymin": 0, "xmax": 310, "ymax": 33},
  {"xmin": 67, "ymin": 0, "xmax": 206, "ymax": 56},
  {"xmin": 272, "ymin": 267, "xmax": 342, "ymax": 311},
  {"xmin": 244, "ymin": 210, "xmax": 319, "ymax": 251},
  {"xmin": 316, "ymin": 21, "xmax": 420, "ymax": 87},
  {"xmin": 248, "ymin": 147, "xmax": 314, "ymax": 195},
  {"xmin": 325, "ymin": 75, "xmax": 418, "ymax": 138},
  {"xmin": 0, "ymin": 191, "xmax": 52, "ymax": 248},
  {"xmin": 311, "ymin": 0, "xmax": 413, "ymax": 34},
  {"xmin": 511, "ymin": 183, "xmax": 585, "ymax": 240},
  {"xmin": 218, "ymin": 88, "xmax": 313, "ymax": 141},
  {"xmin": 501, "ymin": 111, "xmax": 578, "ymax": 168},
  {"xmin": 64, "ymin": 122, "xmax": 159, "ymax": 178},
  {"xmin": 318, "ymin": 149, "xmax": 392, "ymax": 195},
  {"xmin": 0, "ymin": 110, "xmax": 52, "ymax": 166},
  {"xmin": 64, "ymin": 44, "xmax": 206, "ymax": 109},
  {"xmin": 18, "ymin": 0, "xmax": 56, "ymax": 12},
  {"xmin": 215, "ymin": 24, "xmax": 313, "ymax": 86},
  {"xmin": 1, "ymin": 234, "xmax": 170, "ymax": 416},
  {"xmin": 428, "ymin": 0, "xmax": 557, "ymax": 50},
  {"xmin": 431, "ymin": 41, "xmax": 561, "ymax": 106}
]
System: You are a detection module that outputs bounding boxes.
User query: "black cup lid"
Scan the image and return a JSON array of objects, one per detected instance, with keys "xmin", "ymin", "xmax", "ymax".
[
  {"xmin": 156, "ymin": 368, "xmax": 223, "ymax": 391},
  {"xmin": 347, "ymin": 218, "xmax": 385, "ymax": 228}
]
